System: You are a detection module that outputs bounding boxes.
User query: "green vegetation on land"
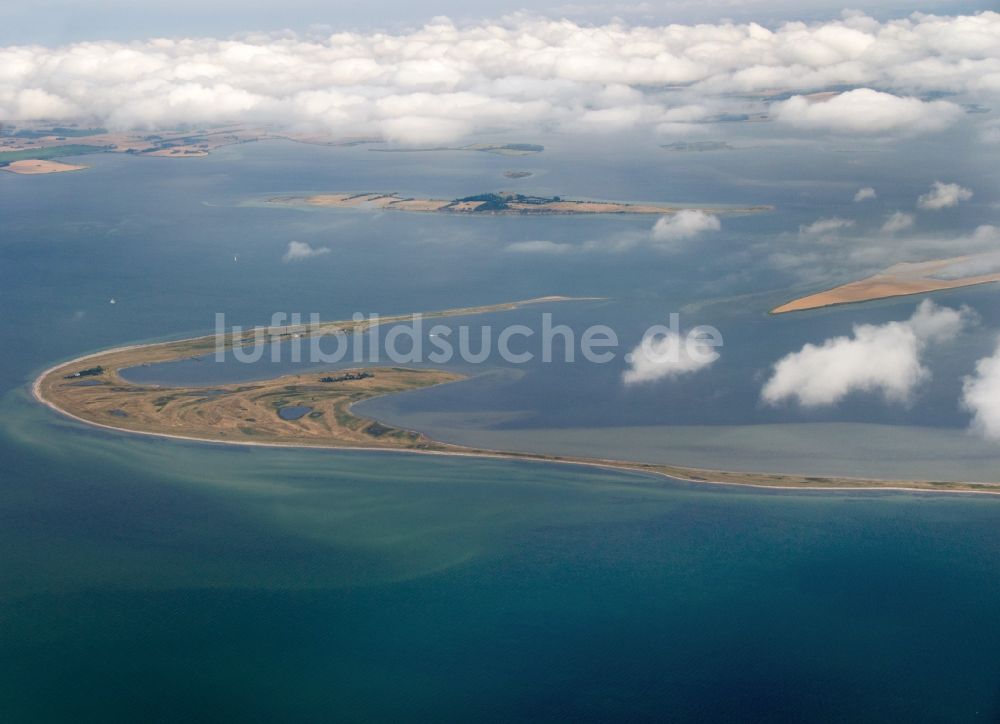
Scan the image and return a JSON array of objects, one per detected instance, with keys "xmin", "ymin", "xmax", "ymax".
[
  {"xmin": 455, "ymin": 192, "xmax": 562, "ymax": 211},
  {"xmin": 0, "ymin": 144, "xmax": 111, "ymax": 167}
]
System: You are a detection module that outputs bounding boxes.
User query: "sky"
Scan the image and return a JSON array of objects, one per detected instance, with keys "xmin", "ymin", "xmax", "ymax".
[{"xmin": 1, "ymin": 0, "xmax": 993, "ymax": 45}]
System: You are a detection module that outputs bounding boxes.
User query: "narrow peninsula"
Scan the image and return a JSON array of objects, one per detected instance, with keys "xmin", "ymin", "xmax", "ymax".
[
  {"xmin": 33, "ymin": 298, "xmax": 999, "ymax": 495},
  {"xmin": 772, "ymin": 254, "xmax": 1000, "ymax": 314}
]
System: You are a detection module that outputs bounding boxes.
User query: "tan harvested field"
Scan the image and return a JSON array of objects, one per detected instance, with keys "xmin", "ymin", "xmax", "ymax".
[
  {"xmin": 3, "ymin": 159, "xmax": 87, "ymax": 174},
  {"xmin": 772, "ymin": 256, "xmax": 1000, "ymax": 314},
  {"xmin": 388, "ymin": 198, "xmax": 453, "ymax": 211},
  {"xmin": 147, "ymin": 146, "xmax": 210, "ymax": 157},
  {"xmin": 302, "ymin": 192, "xmax": 451, "ymax": 212},
  {"xmin": 33, "ymin": 297, "xmax": 1000, "ymax": 494}
]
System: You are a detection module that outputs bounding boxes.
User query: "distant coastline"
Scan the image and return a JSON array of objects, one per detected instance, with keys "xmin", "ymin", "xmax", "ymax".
[
  {"xmin": 369, "ymin": 143, "xmax": 544, "ymax": 156},
  {"xmin": 0, "ymin": 123, "xmax": 546, "ymax": 174}
]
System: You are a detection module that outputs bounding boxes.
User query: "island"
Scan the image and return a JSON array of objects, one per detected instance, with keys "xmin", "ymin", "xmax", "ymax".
[
  {"xmin": 2, "ymin": 159, "xmax": 89, "ymax": 175},
  {"xmin": 33, "ymin": 297, "xmax": 999, "ymax": 494},
  {"xmin": 267, "ymin": 191, "xmax": 772, "ymax": 216},
  {"xmin": 772, "ymin": 254, "xmax": 1000, "ymax": 314}
]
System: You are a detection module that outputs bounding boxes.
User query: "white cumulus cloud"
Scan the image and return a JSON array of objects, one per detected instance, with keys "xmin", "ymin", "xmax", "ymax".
[
  {"xmin": 917, "ymin": 181, "xmax": 974, "ymax": 210},
  {"xmin": 282, "ymin": 240, "xmax": 330, "ymax": 262},
  {"xmin": 881, "ymin": 211, "xmax": 915, "ymax": 234},
  {"xmin": 762, "ymin": 300, "xmax": 972, "ymax": 407},
  {"xmin": 650, "ymin": 210, "xmax": 721, "ymax": 245},
  {"xmin": 622, "ymin": 324, "xmax": 721, "ymax": 385},
  {"xmin": 800, "ymin": 217, "xmax": 854, "ymax": 236},
  {"xmin": 854, "ymin": 187, "xmax": 877, "ymax": 202},
  {"xmin": 504, "ymin": 240, "xmax": 573, "ymax": 254},
  {"xmin": 771, "ymin": 89, "xmax": 964, "ymax": 135},
  {"xmin": 963, "ymin": 340, "xmax": 1000, "ymax": 440},
  {"xmin": 513, "ymin": 211, "xmax": 723, "ymax": 255},
  {"xmin": 0, "ymin": 13, "xmax": 997, "ymax": 142}
]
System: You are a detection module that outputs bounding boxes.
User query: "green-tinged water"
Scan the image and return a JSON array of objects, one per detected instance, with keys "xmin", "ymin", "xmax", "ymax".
[{"xmin": 4, "ymin": 392, "xmax": 1000, "ymax": 722}]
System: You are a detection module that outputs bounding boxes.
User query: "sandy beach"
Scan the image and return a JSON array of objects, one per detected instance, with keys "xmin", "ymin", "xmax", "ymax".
[{"xmin": 772, "ymin": 256, "xmax": 1000, "ymax": 314}]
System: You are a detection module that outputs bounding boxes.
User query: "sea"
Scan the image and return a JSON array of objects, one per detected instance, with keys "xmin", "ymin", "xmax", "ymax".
[{"xmin": 2, "ymin": 127, "xmax": 999, "ymax": 721}]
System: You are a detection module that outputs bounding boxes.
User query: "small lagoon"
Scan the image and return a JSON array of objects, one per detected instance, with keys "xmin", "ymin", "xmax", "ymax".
[{"xmin": 277, "ymin": 405, "xmax": 312, "ymax": 421}]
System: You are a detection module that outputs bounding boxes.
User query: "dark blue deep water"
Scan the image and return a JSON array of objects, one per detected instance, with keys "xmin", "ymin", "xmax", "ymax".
[{"xmin": 2, "ymin": 134, "xmax": 999, "ymax": 721}]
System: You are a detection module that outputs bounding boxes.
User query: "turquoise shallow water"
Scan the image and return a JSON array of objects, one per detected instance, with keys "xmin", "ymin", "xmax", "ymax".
[{"xmin": 2, "ymin": 136, "xmax": 1000, "ymax": 721}]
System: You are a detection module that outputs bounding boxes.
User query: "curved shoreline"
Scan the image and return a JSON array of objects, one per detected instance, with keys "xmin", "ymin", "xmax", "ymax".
[
  {"xmin": 30, "ymin": 374, "xmax": 1000, "ymax": 496},
  {"xmin": 30, "ymin": 335, "xmax": 1000, "ymax": 497}
]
